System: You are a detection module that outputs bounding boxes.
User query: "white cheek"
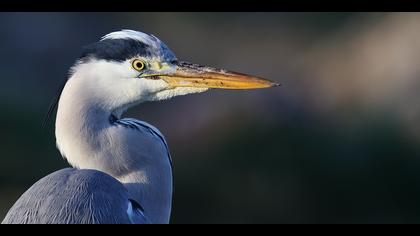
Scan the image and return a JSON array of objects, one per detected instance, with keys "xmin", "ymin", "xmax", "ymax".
[
  {"xmin": 70, "ymin": 59, "xmax": 200, "ymax": 110},
  {"xmin": 136, "ymin": 79, "xmax": 169, "ymax": 96},
  {"xmin": 70, "ymin": 60, "xmax": 147, "ymax": 108}
]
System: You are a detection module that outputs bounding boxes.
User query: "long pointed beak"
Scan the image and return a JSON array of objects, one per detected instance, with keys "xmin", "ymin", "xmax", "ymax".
[{"xmin": 160, "ymin": 61, "xmax": 280, "ymax": 90}]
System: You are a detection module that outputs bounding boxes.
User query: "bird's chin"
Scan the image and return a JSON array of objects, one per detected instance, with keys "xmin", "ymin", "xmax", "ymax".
[{"xmin": 151, "ymin": 87, "xmax": 209, "ymax": 101}]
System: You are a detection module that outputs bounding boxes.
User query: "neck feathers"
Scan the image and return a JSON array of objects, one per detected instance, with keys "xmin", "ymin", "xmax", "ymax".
[{"xmin": 55, "ymin": 74, "xmax": 173, "ymax": 223}]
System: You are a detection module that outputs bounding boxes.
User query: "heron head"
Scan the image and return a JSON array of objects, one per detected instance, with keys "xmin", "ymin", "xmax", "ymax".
[{"xmin": 68, "ymin": 30, "xmax": 278, "ymax": 115}]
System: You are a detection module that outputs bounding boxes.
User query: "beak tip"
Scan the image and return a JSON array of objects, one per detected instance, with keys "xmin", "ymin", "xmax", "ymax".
[{"xmin": 265, "ymin": 80, "xmax": 281, "ymax": 88}]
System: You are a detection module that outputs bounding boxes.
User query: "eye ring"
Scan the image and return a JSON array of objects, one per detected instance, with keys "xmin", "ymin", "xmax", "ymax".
[{"xmin": 132, "ymin": 59, "xmax": 146, "ymax": 71}]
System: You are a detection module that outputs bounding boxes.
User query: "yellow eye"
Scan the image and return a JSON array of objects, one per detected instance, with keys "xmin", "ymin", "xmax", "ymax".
[{"xmin": 132, "ymin": 59, "xmax": 146, "ymax": 71}]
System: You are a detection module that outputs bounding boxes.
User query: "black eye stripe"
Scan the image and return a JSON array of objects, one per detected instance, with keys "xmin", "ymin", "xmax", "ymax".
[{"xmin": 79, "ymin": 38, "xmax": 152, "ymax": 63}]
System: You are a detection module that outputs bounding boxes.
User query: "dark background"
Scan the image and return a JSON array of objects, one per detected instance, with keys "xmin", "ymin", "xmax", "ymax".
[{"xmin": 1, "ymin": 12, "xmax": 420, "ymax": 223}]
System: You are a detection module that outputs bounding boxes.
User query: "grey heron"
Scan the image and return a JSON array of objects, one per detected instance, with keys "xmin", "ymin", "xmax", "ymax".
[{"xmin": 2, "ymin": 30, "xmax": 278, "ymax": 224}]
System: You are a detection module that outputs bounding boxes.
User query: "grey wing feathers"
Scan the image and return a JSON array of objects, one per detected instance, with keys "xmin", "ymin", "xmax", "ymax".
[{"xmin": 2, "ymin": 168, "xmax": 149, "ymax": 224}]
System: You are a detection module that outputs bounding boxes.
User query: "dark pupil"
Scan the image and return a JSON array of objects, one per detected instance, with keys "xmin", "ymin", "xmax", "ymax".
[{"xmin": 136, "ymin": 62, "xmax": 143, "ymax": 69}]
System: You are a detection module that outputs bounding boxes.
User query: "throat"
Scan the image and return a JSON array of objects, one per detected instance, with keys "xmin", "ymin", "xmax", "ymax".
[{"xmin": 55, "ymin": 78, "xmax": 172, "ymax": 223}]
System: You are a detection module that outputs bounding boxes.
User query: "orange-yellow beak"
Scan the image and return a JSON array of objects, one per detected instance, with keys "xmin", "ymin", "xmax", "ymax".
[{"xmin": 160, "ymin": 61, "xmax": 279, "ymax": 90}]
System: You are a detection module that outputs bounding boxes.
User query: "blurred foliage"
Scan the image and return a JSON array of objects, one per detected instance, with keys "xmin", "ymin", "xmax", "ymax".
[{"xmin": 1, "ymin": 12, "xmax": 420, "ymax": 223}]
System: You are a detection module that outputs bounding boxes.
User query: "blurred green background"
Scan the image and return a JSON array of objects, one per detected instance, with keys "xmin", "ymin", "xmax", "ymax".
[{"xmin": 1, "ymin": 12, "xmax": 420, "ymax": 223}]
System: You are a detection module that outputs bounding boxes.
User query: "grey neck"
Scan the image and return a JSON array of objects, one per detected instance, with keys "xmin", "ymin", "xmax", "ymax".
[{"xmin": 55, "ymin": 77, "xmax": 172, "ymax": 223}]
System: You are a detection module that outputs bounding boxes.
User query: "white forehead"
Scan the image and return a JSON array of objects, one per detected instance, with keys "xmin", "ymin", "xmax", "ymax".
[
  {"xmin": 102, "ymin": 30, "xmax": 161, "ymax": 48},
  {"xmin": 101, "ymin": 29, "xmax": 177, "ymax": 61}
]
